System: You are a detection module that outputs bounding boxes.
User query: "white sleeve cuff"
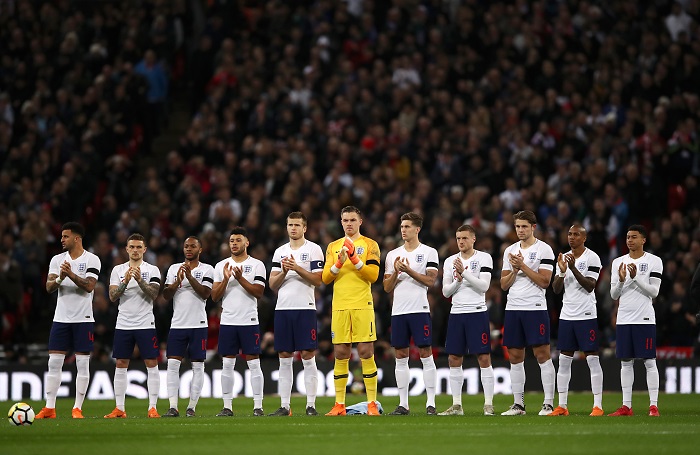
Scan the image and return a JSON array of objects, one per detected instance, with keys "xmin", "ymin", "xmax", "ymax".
[
  {"xmin": 354, "ymin": 260, "xmax": 364, "ymax": 270},
  {"xmin": 330, "ymin": 265, "xmax": 340, "ymax": 275}
]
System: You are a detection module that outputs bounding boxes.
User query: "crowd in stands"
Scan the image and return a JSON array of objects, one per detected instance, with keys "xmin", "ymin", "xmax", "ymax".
[{"xmin": 1, "ymin": 0, "xmax": 699, "ymax": 363}]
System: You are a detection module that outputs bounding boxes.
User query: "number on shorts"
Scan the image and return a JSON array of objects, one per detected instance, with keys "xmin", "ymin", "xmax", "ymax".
[
  {"xmin": 482, "ymin": 332, "xmax": 488, "ymax": 344},
  {"xmin": 88, "ymin": 332, "xmax": 94, "ymax": 342},
  {"xmin": 255, "ymin": 333, "xmax": 260, "ymax": 345},
  {"xmin": 424, "ymin": 324, "xmax": 430, "ymax": 337},
  {"xmin": 202, "ymin": 339, "xmax": 206, "ymax": 351},
  {"xmin": 589, "ymin": 330, "xmax": 596, "ymax": 342},
  {"xmin": 645, "ymin": 337, "xmax": 653, "ymax": 350},
  {"xmin": 152, "ymin": 336, "xmax": 158, "ymax": 349},
  {"xmin": 311, "ymin": 328, "xmax": 317, "ymax": 341},
  {"xmin": 539, "ymin": 324, "xmax": 545, "ymax": 336}
]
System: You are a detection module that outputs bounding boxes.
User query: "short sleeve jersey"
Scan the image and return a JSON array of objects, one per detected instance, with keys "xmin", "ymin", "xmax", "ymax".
[
  {"xmin": 558, "ymin": 248, "xmax": 602, "ymax": 320},
  {"xmin": 165, "ymin": 262, "xmax": 215, "ymax": 328},
  {"xmin": 610, "ymin": 252, "xmax": 663, "ymax": 325},
  {"xmin": 384, "ymin": 243, "xmax": 439, "ymax": 315},
  {"xmin": 502, "ymin": 239, "xmax": 555, "ymax": 310},
  {"xmin": 49, "ymin": 251, "xmax": 101, "ymax": 323},
  {"xmin": 110, "ymin": 262, "xmax": 162, "ymax": 330},
  {"xmin": 442, "ymin": 250, "xmax": 493, "ymax": 314},
  {"xmin": 214, "ymin": 256, "xmax": 267, "ymax": 326},
  {"xmin": 271, "ymin": 240, "xmax": 324, "ymax": 310}
]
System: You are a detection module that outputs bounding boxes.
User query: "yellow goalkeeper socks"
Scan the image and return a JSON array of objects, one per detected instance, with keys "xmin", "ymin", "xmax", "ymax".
[
  {"xmin": 361, "ymin": 356, "xmax": 378, "ymax": 403},
  {"xmin": 333, "ymin": 358, "xmax": 350, "ymax": 404}
]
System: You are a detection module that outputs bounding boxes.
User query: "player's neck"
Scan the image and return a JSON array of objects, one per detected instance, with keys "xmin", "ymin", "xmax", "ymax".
[
  {"xmin": 572, "ymin": 246, "xmax": 585, "ymax": 258},
  {"xmin": 289, "ymin": 237, "xmax": 305, "ymax": 249},
  {"xmin": 519, "ymin": 236, "xmax": 536, "ymax": 249},
  {"xmin": 129, "ymin": 258, "xmax": 144, "ymax": 267},
  {"xmin": 347, "ymin": 232, "xmax": 361, "ymax": 241},
  {"xmin": 459, "ymin": 248, "xmax": 475, "ymax": 259},
  {"xmin": 67, "ymin": 246, "xmax": 84, "ymax": 260},
  {"xmin": 231, "ymin": 253, "xmax": 248, "ymax": 263},
  {"xmin": 629, "ymin": 249, "xmax": 644, "ymax": 260},
  {"xmin": 185, "ymin": 258, "xmax": 199, "ymax": 268},
  {"xmin": 403, "ymin": 238, "xmax": 419, "ymax": 251}
]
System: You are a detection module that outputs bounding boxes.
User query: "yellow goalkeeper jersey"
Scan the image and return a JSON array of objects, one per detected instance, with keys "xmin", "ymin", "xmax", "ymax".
[{"xmin": 322, "ymin": 236, "xmax": 381, "ymax": 310}]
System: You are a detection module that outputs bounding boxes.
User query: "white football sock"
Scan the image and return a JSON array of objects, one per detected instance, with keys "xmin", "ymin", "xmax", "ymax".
[
  {"xmin": 510, "ymin": 362, "xmax": 525, "ymax": 406},
  {"xmin": 644, "ymin": 359, "xmax": 659, "ymax": 407},
  {"xmin": 248, "ymin": 358, "xmax": 264, "ymax": 409},
  {"xmin": 421, "ymin": 355, "xmax": 437, "ymax": 408},
  {"xmin": 222, "ymin": 357, "xmax": 236, "ymax": 410},
  {"xmin": 557, "ymin": 354, "xmax": 573, "ymax": 407},
  {"xmin": 539, "ymin": 359, "xmax": 555, "ymax": 405},
  {"xmin": 587, "ymin": 355, "xmax": 603, "ymax": 408},
  {"xmin": 481, "ymin": 366, "xmax": 494, "ymax": 406},
  {"xmin": 449, "ymin": 367, "xmax": 464, "ymax": 406},
  {"xmin": 147, "ymin": 366, "xmax": 160, "ymax": 409},
  {"xmin": 114, "ymin": 367, "xmax": 127, "ymax": 411},
  {"xmin": 74, "ymin": 354, "xmax": 90, "ymax": 410},
  {"xmin": 621, "ymin": 360, "xmax": 634, "ymax": 408},
  {"xmin": 278, "ymin": 357, "xmax": 293, "ymax": 409},
  {"xmin": 188, "ymin": 362, "xmax": 205, "ymax": 410},
  {"xmin": 302, "ymin": 357, "xmax": 318, "ymax": 408},
  {"xmin": 46, "ymin": 353, "xmax": 65, "ymax": 408},
  {"xmin": 395, "ymin": 357, "xmax": 410, "ymax": 408},
  {"xmin": 167, "ymin": 358, "xmax": 182, "ymax": 409}
]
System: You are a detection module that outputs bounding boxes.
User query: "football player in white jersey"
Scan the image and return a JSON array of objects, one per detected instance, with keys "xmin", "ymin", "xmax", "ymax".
[
  {"xmin": 268, "ymin": 212, "xmax": 324, "ymax": 416},
  {"xmin": 212, "ymin": 226, "xmax": 267, "ymax": 417},
  {"xmin": 383, "ymin": 212, "xmax": 439, "ymax": 415},
  {"xmin": 500, "ymin": 210, "xmax": 556, "ymax": 416},
  {"xmin": 105, "ymin": 233, "xmax": 162, "ymax": 419},
  {"xmin": 550, "ymin": 224, "xmax": 604, "ymax": 416},
  {"xmin": 608, "ymin": 225, "xmax": 663, "ymax": 417},
  {"xmin": 161, "ymin": 236, "xmax": 215, "ymax": 417},
  {"xmin": 438, "ymin": 225, "xmax": 495, "ymax": 416},
  {"xmin": 36, "ymin": 222, "xmax": 101, "ymax": 420}
]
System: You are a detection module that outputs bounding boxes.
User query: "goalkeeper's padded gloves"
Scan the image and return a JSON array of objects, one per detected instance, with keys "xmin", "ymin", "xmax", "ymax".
[{"xmin": 344, "ymin": 238, "xmax": 363, "ymax": 269}]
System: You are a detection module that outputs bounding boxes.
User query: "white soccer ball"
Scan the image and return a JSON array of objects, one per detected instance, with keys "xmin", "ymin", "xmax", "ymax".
[{"xmin": 8, "ymin": 402, "xmax": 35, "ymax": 426}]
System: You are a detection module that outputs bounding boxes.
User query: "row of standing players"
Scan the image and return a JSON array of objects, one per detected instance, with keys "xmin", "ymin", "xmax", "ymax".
[{"xmin": 32, "ymin": 206, "xmax": 662, "ymax": 419}]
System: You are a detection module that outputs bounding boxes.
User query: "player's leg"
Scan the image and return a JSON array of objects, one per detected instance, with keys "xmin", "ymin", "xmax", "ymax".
[
  {"xmin": 301, "ymin": 350, "xmax": 319, "ymax": 415},
  {"xmin": 105, "ymin": 329, "xmax": 133, "ymax": 417},
  {"xmin": 636, "ymin": 324, "xmax": 659, "ymax": 416},
  {"xmin": 165, "ymin": 328, "xmax": 186, "ymax": 416},
  {"xmin": 609, "ymin": 325, "xmax": 634, "ymax": 416},
  {"xmin": 71, "ymin": 322, "xmax": 93, "ymax": 418},
  {"xmin": 138, "ymin": 329, "xmax": 161, "ymax": 417},
  {"xmin": 467, "ymin": 312, "xmax": 494, "ymax": 415},
  {"xmin": 528, "ymin": 311, "xmax": 554, "ymax": 415},
  {"xmin": 273, "ymin": 310, "xmax": 294, "ymax": 414},
  {"xmin": 409, "ymin": 313, "xmax": 436, "ymax": 414},
  {"xmin": 502, "ymin": 311, "xmax": 526, "ymax": 415},
  {"xmin": 553, "ymin": 320, "xmax": 576, "ymax": 415},
  {"xmin": 37, "ymin": 322, "xmax": 69, "ymax": 418},
  {"xmin": 353, "ymin": 308, "xmax": 379, "ymax": 414},
  {"xmin": 390, "ymin": 314, "xmax": 411, "ymax": 413},
  {"xmin": 217, "ymin": 325, "xmax": 237, "ymax": 415},
  {"xmin": 186, "ymin": 327, "xmax": 207, "ymax": 416},
  {"xmin": 577, "ymin": 319, "xmax": 603, "ymax": 415},
  {"xmin": 440, "ymin": 313, "xmax": 466, "ymax": 415},
  {"xmin": 294, "ymin": 310, "xmax": 319, "ymax": 415},
  {"xmin": 242, "ymin": 325, "xmax": 264, "ymax": 415},
  {"xmin": 326, "ymin": 309, "xmax": 351, "ymax": 415}
]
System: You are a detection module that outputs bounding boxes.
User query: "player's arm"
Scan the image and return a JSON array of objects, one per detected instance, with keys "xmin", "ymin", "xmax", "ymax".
[
  {"xmin": 355, "ymin": 239, "xmax": 381, "ymax": 283},
  {"xmin": 137, "ymin": 273, "xmax": 161, "ymax": 301},
  {"xmin": 212, "ymin": 263, "xmax": 232, "ymax": 302},
  {"xmin": 610, "ymin": 260, "xmax": 625, "ymax": 300},
  {"xmin": 162, "ymin": 266, "xmax": 180, "ymax": 301},
  {"xmin": 322, "ymin": 243, "xmax": 341, "ymax": 284},
  {"xmin": 442, "ymin": 260, "xmax": 461, "ymax": 298},
  {"xmin": 236, "ymin": 274, "xmax": 265, "ymax": 299},
  {"xmin": 211, "ymin": 281, "xmax": 226, "ymax": 302},
  {"xmin": 403, "ymin": 266, "xmax": 438, "ymax": 288},
  {"xmin": 46, "ymin": 273, "xmax": 60, "ymax": 293},
  {"xmin": 517, "ymin": 260, "xmax": 553, "ymax": 289},
  {"xmin": 500, "ymin": 270, "xmax": 516, "ymax": 291},
  {"xmin": 269, "ymin": 270, "xmax": 286, "ymax": 292},
  {"xmin": 551, "ymin": 253, "xmax": 566, "ymax": 294},
  {"xmin": 383, "ymin": 254, "xmax": 399, "ymax": 293},
  {"xmin": 61, "ymin": 259, "xmax": 99, "ymax": 293},
  {"xmin": 630, "ymin": 262, "xmax": 662, "ymax": 299},
  {"xmin": 186, "ymin": 269, "xmax": 213, "ymax": 300},
  {"xmin": 289, "ymin": 257, "xmax": 323, "ymax": 287},
  {"xmin": 462, "ymin": 268, "xmax": 491, "ymax": 293}
]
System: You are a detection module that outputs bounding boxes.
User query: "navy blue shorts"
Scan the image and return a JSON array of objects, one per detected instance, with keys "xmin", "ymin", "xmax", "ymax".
[
  {"xmin": 503, "ymin": 310, "xmax": 550, "ymax": 348},
  {"xmin": 557, "ymin": 319, "xmax": 599, "ymax": 353},
  {"xmin": 113, "ymin": 328, "xmax": 159, "ymax": 360},
  {"xmin": 391, "ymin": 313, "xmax": 432, "ymax": 348},
  {"xmin": 48, "ymin": 322, "xmax": 94, "ymax": 353},
  {"xmin": 218, "ymin": 324, "xmax": 261, "ymax": 356},
  {"xmin": 616, "ymin": 324, "xmax": 656, "ymax": 359},
  {"xmin": 273, "ymin": 310, "xmax": 318, "ymax": 353},
  {"xmin": 445, "ymin": 312, "xmax": 491, "ymax": 356},
  {"xmin": 167, "ymin": 328, "xmax": 208, "ymax": 360}
]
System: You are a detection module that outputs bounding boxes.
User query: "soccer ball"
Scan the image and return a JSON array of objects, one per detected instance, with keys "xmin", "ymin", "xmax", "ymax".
[{"xmin": 8, "ymin": 402, "xmax": 35, "ymax": 426}]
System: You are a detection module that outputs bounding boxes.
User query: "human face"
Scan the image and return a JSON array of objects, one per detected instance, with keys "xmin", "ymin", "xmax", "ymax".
[
  {"xmin": 341, "ymin": 211, "xmax": 362, "ymax": 237},
  {"xmin": 567, "ymin": 226, "xmax": 586, "ymax": 250},
  {"xmin": 287, "ymin": 217, "xmax": 306, "ymax": 241},
  {"xmin": 626, "ymin": 230, "xmax": 646, "ymax": 253},
  {"xmin": 60, "ymin": 229, "xmax": 79, "ymax": 251},
  {"xmin": 400, "ymin": 220, "xmax": 420, "ymax": 242},
  {"xmin": 229, "ymin": 234, "xmax": 248, "ymax": 257},
  {"xmin": 456, "ymin": 230, "xmax": 476, "ymax": 253},
  {"xmin": 126, "ymin": 240, "xmax": 146, "ymax": 261},
  {"xmin": 183, "ymin": 237, "xmax": 202, "ymax": 261},
  {"xmin": 514, "ymin": 219, "xmax": 535, "ymax": 242}
]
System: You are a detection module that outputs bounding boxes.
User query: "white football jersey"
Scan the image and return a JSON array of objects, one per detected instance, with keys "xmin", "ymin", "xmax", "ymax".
[
  {"xmin": 165, "ymin": 262, "xmax": 215, "ymax": 328},
  {"xmin": 110, "ymin": 262, "xmax": 162, "ymax": 330},
  {"xmin": 502, "ymin": 239, "xmax": 555, "ymax": 310},
  {"xmin": 49, "ymin": 250, "xmax": 101, "ymax": 323},
  {"xmin": 610, "ymin": 252, "xmax": 663, "ymax": 325},
  {"xmin": 214, "ymin": 256, "xmax": 266, "ymax": 326},
  {"xmin": 442, "ymin": 250, "xmax": 493, "ymax": 314},
  {"xmin": 271, "ymin": 240, "xmax": 324, "ymax": 310},
  {"xmin": 558, "ymin": 248, "xmax": 601, "ymax": 320},
  {"xmin": 385, "ymin": 243, "xmax": 439, "ymax": 315}
]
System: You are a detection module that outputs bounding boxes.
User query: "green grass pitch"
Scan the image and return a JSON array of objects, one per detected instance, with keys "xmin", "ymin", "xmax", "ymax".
[{"xmin": 2, "ymin": 393, "xmax": 699, "ymax": 455}]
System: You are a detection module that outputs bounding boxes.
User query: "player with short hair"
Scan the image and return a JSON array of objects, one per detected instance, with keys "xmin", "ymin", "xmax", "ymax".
[
  {"xmin": 439, "ymin": 225, "xmax": 495, "ymax": 416},
  {"xmin": 608, "ymin": 225, "xmax": 663, "ymax": 417},
  {"xmin": 105, "ymin": 233, "xmax": 162, "ymax": 418},
  {"xmin": 161, "ymin": 236, "xmax": 215, "ymax": 417},
  {"xmin": 323, "ymin": 206, "xmax": 381, "ymax": 416},
  {"xmin": 212, "ymin": 227, "xmax": 267, "ymax": 417},
  {"xmin": 550, "ymin": 224, "xmax": 604, "ymax": 417},
  {"xmin": 36, "ymin": 222, "xmax": 101, "ymax": 420},
  {"xmin": 500, "ymin": 210, "xmax": 556, "ymax": 416},
  {"xmin": 268, "ymin": 212, "xmax": 324, "ymax": 416},
  {"xmin": 383, "ymin": 212, "xmax": 439, "ymax": 416}
]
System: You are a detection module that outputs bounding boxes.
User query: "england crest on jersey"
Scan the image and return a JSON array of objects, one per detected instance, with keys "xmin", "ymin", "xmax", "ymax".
[
  {"xmin": 141, "ymin": 272, "xmax": 149, "ymax": 281},
  {"xmin": 639, "ymin": 263, "xmax": 648, "ymax": 273},
  {"xmin": 301, "ymin": 253, "xmax": 309, "ymax": 261},
  {"xmin": 194, "ymin": 271, "xmax": 202, "ymax": 280},
  {"xmin": 356, "ymin": 247, "xmax": 365, "ymax": 256},
  {"xmin": 78, "ymin": 263, "xmax": 86, "ymax": 273},
  {"xmin": 529, "ymin": 252, "xmax": 537, "ymax": 261},
  {"xmin": 416, "ymin": 254, "xmax": 424, "ymax": 263},
  {"xmin": 470, "ymin": 261, "xmax": 479, "ymax": 272},
  {"xmin": 577, "ymin": 261, "xmax": 587, "ymax": 272},
  {"xmin": 243, "ymin": 265, "xmax": 252, "ymax": 274}
]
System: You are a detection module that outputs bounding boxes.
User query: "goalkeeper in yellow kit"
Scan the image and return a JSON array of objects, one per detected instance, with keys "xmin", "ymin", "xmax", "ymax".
[{"xmin": 323, "ymin": 206, "xmax": 381, "ymax": 416}]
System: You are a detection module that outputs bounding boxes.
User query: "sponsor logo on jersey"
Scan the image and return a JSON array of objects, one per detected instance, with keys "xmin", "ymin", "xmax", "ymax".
[
  {"xmin": 301, "ymin": 253, "xmax": 309, "ymax": 261},
  {"xmin": 416, "ymin": 254, "xmax": 424, "ymax": 263},
  {"xmin": 243, "ymin": 265, "xmax": 252, "ymax": 274},
  {"xmin": 78, "ymin": 263, "xmax": 86, "ymax": 273},
  {"xmin": 639, "ymin": 263, "xmax": 648, "ymax": 273}
]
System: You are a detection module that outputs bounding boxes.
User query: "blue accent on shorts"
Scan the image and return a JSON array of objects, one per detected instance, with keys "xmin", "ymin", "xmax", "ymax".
[
  {"xmin": 48, "ymin": 322, "xmax": 94, "ymax": 353},
  {"xmin": 390, "ymin": 313, "xmax": 432, "ymax": 348},
  {"xmin": 167, "ymin": 327, "xmax": 208, "ymax": 360},
  {"xmin": 112, "ymin": 328, "xmax": 159, "ymax": 359},
  {"xmin": 273, "ymin": 310, "xmax": 318, "ymax": 353},
  {"xmin": 557, "ymin": 319, "xmax": 599, "ymax": 352},
  {"xmin": 445, "ymin": 312, "xmax": 491, "ymax": 356},
  {"xmin": 218, "ymin": 324, "xmax": 261, "ymax": 356},
  {"xmin": 503, "ymin": 310, "xmax": 550, "ymax": 348},
  {"xmin": 616, "ymin": 324, "xmax": 656, "ymax": 359}
]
